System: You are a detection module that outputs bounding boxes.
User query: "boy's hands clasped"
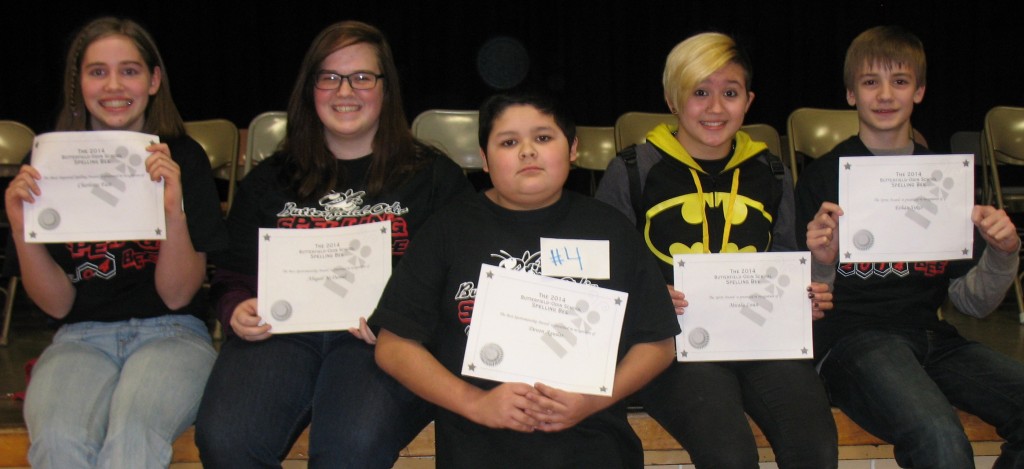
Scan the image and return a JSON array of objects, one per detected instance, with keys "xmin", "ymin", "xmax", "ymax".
[
  {"xmin": 465, "ymin": 382, "xmax": 545, "ymax": 432},
  {"xmin": 464, "ymin": 381, "xmax": 604, "ymax": 433}
]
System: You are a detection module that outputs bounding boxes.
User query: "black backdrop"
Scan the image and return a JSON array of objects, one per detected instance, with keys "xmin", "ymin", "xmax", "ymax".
[{"xmin": 3, "ymin": 0, "xmax": 1022, "ymax": 153}]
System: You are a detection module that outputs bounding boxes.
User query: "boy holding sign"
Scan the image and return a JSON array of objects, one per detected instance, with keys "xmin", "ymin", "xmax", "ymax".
[
  {"xmin": 370, "ymin": 93, "xmax": 678, "ymax": 468},
  {"xmin": 796, "ymin": 26, "xmax": 1024, "ymax": 468}
]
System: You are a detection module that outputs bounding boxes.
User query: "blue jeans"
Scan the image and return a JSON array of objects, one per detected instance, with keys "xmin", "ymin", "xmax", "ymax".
[
  {"xmin": 821, "ymin": 328, "xmax": 1024, "ymax": 469},
  {"xmin": 195, "ymin": 332, "xmax": 434, "ymax": 469},
  {"xmin": 23, "ymin": 315, "xmax": 216, "ymax": 469},
  {"xmin": 638, "ymin": 359, "xmax": 838, "ymax": 469}
]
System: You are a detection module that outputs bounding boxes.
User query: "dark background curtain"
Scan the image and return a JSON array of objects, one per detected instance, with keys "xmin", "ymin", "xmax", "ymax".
[{"xmin": 3, "ymin": 0, "xmax": 1021, "ymax": 153}]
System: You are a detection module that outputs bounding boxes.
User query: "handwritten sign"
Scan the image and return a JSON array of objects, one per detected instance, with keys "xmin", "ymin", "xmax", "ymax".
[{"xmin": 540, "ymin": 238, "xmax": 610, "ymax": 279}]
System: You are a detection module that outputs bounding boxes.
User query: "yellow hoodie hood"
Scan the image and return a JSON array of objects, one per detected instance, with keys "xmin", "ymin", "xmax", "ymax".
[{"xmin": 645, "ymin": 123, "xmax": 767, "ymax": 173}]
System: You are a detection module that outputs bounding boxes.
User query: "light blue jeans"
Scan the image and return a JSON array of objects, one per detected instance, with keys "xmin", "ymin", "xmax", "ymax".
[{"xmin": 24, "ymin": 315, "xmax": 216, "ymax": 469}]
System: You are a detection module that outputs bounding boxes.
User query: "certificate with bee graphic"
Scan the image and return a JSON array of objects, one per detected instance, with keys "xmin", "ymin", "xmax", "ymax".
[
  {"xmin": 838, "ymin": 154, "xmax": 974, "ymax": 263},
  {"xmin": 673, "ymin": 252, "xmax": 812, "ymax": 362},
  {"xmin": 258, "ymin": 222, "xmax": 392, "ymax": 333},
  {"xmin": 24, "ymin": 131, "xmax": 165, "ymax": 243},
  {"xmin": 462, "ymin": 265, "xmax": 627, "ymax": 397}
]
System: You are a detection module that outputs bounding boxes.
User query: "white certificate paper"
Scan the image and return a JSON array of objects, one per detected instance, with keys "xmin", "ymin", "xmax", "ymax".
[
  {"xmin": 25, "ymin": 131, "xmax": 164, "ymax": 243},
  {"xmin": 673, "ymin": 252, "xmax": 813, "ymax": 362},
  {"xmin": 258, "ymin": 222, "xmax": 392, "ymax": 333},
  {"xmin": 838, "ymin": 154, "xmax": 974, "ymax": 262},
  {"xmin": 463, "ymin": 265, "xmax": 627, "ymax": 396}
]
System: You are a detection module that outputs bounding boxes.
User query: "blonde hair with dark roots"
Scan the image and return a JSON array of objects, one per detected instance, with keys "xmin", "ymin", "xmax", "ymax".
[
  {"xmin": 56, "ymin": 17, "xmax": 185, "ymax": 136},
  {"xmin": 843, "ymin": 26, "xmax": 926, "ymax": 91},
  {"xmin": 663, "ymin": 32, "xmax": 752, "ymax": 113}
]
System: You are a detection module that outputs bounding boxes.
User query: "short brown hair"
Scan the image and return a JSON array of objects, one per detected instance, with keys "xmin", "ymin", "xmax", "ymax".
[
  {"xmin": 56, "ymin": 17, "xmax": 185, "ymax": 137},
  {"xmin": 843, "ymin": 26, "xmax": 926, "ymax": 91}
]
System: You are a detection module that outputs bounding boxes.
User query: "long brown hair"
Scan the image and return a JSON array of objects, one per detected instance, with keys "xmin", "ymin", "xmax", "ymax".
[
  {"xmin": 55, "ymin": 17, "xmax": 185, "ymax": 137},
  {"xmin": 283, "ymin": 20, "xmax": 427, "ymax": 200}
]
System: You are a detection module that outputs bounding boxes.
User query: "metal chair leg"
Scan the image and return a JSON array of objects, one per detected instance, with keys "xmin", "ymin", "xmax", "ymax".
[
  {"xmin": 1, "ymin": 276, "xmax": 18, "ymax": 346},
  {"xmin": 1017, "ymin": 272, "xmax": 1024, "ymax": 325}
]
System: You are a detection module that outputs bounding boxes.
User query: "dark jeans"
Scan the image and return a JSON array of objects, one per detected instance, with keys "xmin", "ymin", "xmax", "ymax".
[
  {"xmin": 638, "ymin": 359, "xmax": 838, "ymax": 469},
  {"xmin": 194, "ymin": 332, "xmax": 434, "ymax": 469},
  {"xmin": 821, "ymin": 328, "xmax": 1024, "ymax": 469}
]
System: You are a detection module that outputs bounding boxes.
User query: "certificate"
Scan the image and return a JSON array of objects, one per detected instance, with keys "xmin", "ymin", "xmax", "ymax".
[
  {"xmin": 258, "ymin": 221, "xmax": 392, "ymax": 333},
  {"xmin": 24, "ymin": 131, "xmax": 164, "ymax": 243},
  {"xmin": 463, "ymin": 265, "xmax": 627, "ymax": 396},
  {"xmin": 838, "ymin": 154, "xmax": 974, "ymax": 262},
  {"xmin": 673, "ymin": 252, "xmax": 812, "ymax": 361}
]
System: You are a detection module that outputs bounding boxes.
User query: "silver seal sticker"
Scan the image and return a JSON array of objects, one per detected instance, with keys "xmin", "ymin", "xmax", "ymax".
[
  {"xmin": 270, "ymin": 300, "xmax": 292, "ymax": 321},
  {"xmin": 38, "ymin": 209, "xmax": 61, "ymax": 230},
  {"xmin": 852, "ymin": 230, "xmax": 874, "ymax": 250},
  {"xmin": 480, "ymin": 343, "xmax": 504, "ymax": 366},
  {"xmin": 688, "ymin": 328, "xmax": 710, "ymax": 349}
]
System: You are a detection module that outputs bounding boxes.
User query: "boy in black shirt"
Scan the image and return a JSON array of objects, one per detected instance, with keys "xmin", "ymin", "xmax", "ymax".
[{"xmin": 370, "ymin": 93, "xmax": 679, "ymax": 468}]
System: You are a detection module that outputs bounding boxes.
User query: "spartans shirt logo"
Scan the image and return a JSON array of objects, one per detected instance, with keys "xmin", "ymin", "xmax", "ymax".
[
  {"xmin": 276, "ymin": 189, "xmax": 409, "ymax": 221},
  {"xmin": 275, "ymin": 189, "xmax": 413, "ymax": 255}
]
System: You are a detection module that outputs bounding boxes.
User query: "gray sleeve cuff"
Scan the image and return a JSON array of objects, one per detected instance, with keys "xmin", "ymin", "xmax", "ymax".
[
  {"xmin": 811, "ymin": 260, "xmax": 836, "ymax": 289},
  {"xmin": 949, "ymin": 245, "xmax": 1020, "ymax": 318}
]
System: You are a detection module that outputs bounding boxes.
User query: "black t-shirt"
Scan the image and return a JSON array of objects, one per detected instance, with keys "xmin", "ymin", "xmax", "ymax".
[
  {"xmin": 4, "ymin": 134, "xmax": 228, "ymax": 323},
  {"xmin": 214, "ymin": 148, "xmax": 474, "ymax": 276},
  {"xmin": 370, "ymin": 190, "xmax": 680, "ymax": 468},
  {"xmin": 794, "ymin": 136, "xmax": 977, "ymax": 356}
]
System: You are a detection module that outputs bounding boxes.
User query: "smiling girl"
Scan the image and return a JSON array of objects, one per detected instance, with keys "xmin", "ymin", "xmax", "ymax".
[
  {"xmin": 3, "ymin": 17, "xmax": 227, "ymax": 468},
  {"xmin": 194, "ymin": 21, "xmax": 471, "ymax": 469},
  {"xmin": 595, "ymin": 32, "xmax": 839, "ymax": 468}
]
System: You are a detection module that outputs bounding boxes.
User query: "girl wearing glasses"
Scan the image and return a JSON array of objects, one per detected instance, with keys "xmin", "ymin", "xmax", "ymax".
[
  {"xmin": 3, "ymin": 17, "xmax": 226, "ymax": 468},
  {"xmin": 194, "ymin": 21, "xmax": 471, "ymax": 468}
]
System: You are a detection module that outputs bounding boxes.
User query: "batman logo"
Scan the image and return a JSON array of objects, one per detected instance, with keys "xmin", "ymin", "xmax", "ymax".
[{"xmin": 642, "ymin": 191, "xmax": 773, "ymax": 263}]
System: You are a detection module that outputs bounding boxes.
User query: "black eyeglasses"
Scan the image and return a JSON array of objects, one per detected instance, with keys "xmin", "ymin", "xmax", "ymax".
[{"xmin": 314, "ymin": 71, "xmax": 384, "ymax": 90}]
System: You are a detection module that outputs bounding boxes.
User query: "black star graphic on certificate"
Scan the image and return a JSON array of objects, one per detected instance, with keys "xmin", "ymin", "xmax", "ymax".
[
  {"xmin": 802, "ymin": 347, "xmax": 809, "ymax": 355},
  {"xmin": 600, "ymin": 386, "xmax": 607, "ymax": 393},
  {"xmin": 844, "ymin": 162, "xmax": 851, "ymax": 170},
  {"xmin": 615, "ymin": 297, "xmax": 622, "ymax": 306},
  {"xmin": 963, "ymin": 248, "xmax": 969, "ymax": 255},
  {"xmin": 800, "ymin": 257, "xmax": 807, "ymax": 265},
  {"xmin": 468, "ymin": 363, "xmax": 476, "ymax": 371},
  {"xmin": 264, "ymin": 233, "xmax": 271, "ymax": 241},
  {"xmin": 29, "ymin": 232, "xmax": 36, "ymax": 239},
  {"xmin": 844, "ymin": 252, "xmax": 851, "ymax": 259},
  {"xmin": 677, "ymin": 260, "xmax": 685, "ymax": 268},
  {"xmin": 964, "ymin": 160, "xmax": 970, "ymax": 167},
  {"xmin": 155, "ymin": 228, "xmax": 162, "ymax": 236},
  {"xmin": 681, "ymin": 351, "xmax": 688, "ymax": 358},
  {"xmin": 486, "ymin": 271, "xmax": 493, "ymax": 279},
  {"xmin": 380, "ymin": 226, "xmax": 387, "ymax": 234}
]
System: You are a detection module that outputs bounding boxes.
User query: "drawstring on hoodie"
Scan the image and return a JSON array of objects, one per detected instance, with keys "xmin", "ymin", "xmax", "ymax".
[
  {"xmin": 689, "ymin": 166, "xmax": 740, "ymax": 253},
  {"xmin": 642, "ymin": 122, "xmax": 767, "ymax": 257}
]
